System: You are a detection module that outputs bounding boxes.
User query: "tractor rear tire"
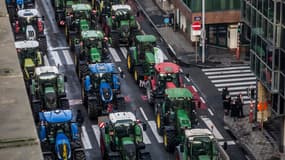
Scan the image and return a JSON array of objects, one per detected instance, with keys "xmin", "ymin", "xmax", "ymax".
[
  {"xmin": 133, "ymin": 69, "xmax": 140, "ymax": 85},
  {"xmin": 87, "ymin": 100, "xmax": 98, "ymax": 120},
  {"xmin": 156, "ymin": 112, "xmax": 163, "ymax": 135},
  {"xmin": 163, "ymin": 130, "xmax": 178, "ymax": 152},
  {"xmin": 32, "ymin": 101, "xmax": 41, "ymax": 123},
  {"xmin": 73, "ymin": 150, "xmax": 86, "ymax": 160},
  {"xmin": 79, "ymin": 64, "xmax": 89, "ymax": 80}
]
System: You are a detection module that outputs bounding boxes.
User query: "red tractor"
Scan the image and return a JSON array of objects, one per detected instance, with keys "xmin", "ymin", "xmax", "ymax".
[{"xmin": 145, "ymin": 62, "xmax": 184, "ymax": 105}]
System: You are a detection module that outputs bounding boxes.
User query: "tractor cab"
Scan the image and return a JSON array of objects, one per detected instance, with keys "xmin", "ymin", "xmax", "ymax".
[
  {"xmin": 111, "ymin": 5, "xmax": 132, "ymax": 28},
  {"xmin": 67, "ymin": 4, "xmax": 93, "ymax": 32},
  {"xmin": 39, "ymin": 109, "xmax": 81, "ymax": 160},
  {"xmin": 182, "ymin": 129, "xmax": 218, "ymax": 160},
  {"xmin": 80, "ymin": 30, "xmax": 105, "ymax": 63},
  {"xmin": 15, "ymin": 40, "xmax": 42, "ymax": 80},
  {"xmin": 15, "ymin": 9, "xmax": 44, "ymax": 40},
  {"xmin": 135, "ymin": 35, "xmax": 156, "ymax": 61}
]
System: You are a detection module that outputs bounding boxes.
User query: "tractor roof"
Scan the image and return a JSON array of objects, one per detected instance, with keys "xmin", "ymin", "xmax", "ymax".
[
  {"xmin": 41, "ymin": 110, "xmax": 73, "ymax": 123},
  {"xmin": 184, "ymin": 129, "xmax": 214, "ymax": 140},
  {"xmin": 35, "ymin": 66, "xmax": 59, "ymax": 76},
  {"xmin": 136, "ymin": 35, "xmax": 156, "ymax": 43},
  {"xmin": 109, "ymin": 112, "xmax": 136, "ymax": 124},
  {"xmin": 112, "ymin": 4, "xmax": 131, "ymax": 11},
  {"xmin": 72, "ymin": 3, "xmax": 91, "ymax": 11},
  {"xmin": 81, "ymin": 30, "xmax": 104, "ymax": 39},
  {"xmin": 155, "ymin": 62, "xmax": 180, "ymax": 74},
  {"xmin": 15, "ymin": 40, "xmax": 39, "ymax": 49},
  {"xmin": 17, "ymin": 9, "xmax": 38, "ymax": 18},
  {"xmin": 165, "ymin": 88, "xmax": 193, "ymax": 99},
  {"xmin": 89, "ymin": 63, "xmax": 116, "ymax": 74}
]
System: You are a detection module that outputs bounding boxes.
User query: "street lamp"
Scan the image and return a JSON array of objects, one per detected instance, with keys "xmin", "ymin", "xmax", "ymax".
[{"xmin": 201, "ymin": 0, "xmax": 206, "ymax": 63}]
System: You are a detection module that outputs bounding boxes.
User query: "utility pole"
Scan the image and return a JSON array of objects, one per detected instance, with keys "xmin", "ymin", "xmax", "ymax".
[{"xmin": 201, "ymin": 0, "xmax": 206, "ymax": 63}]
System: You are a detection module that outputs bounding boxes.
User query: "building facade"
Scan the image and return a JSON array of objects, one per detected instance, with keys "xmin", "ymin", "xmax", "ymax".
[
  {"xmin": 241, "ymin": 0, "xmax": 285, "ymax": 117},
  {"xmin": 172, "ymin": 0, "xmax": 240, "ymax": 48}
]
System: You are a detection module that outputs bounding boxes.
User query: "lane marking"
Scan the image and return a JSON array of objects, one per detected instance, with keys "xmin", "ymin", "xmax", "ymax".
[
  {"xmin": 214, "ymin": 81, "xmax": 256, "ymax": 87},
  {"xmin": 192, "ymin": 85, "xmax": 197, "ymax": 92},
  {"xmin": 217, "ymin": 86, "xmax": 256, "ymax": 92},
  {"xmin": 118, "ymin": 67, "xmax": 122, "ymax": 73},
  {"xmin": 200, "ymin": 117, "xmax": 224, "ymax": 140},
  {"xmin": 91, "ymin": 125, "xmax": 101, "ymax": 146},
  {"xmin": 120, "ymin": 47, "xmax": 127, "ymax": 59},
  {"xmin": 81, "ymin": 126, "xmax": 92, "ymax": 149},
  {"xmin": 218, "ymin": 140, "xmax": 236, "ymax": 145},
  {"xmin": 208, "ymin": 108, "xmax": 214, "ymax": 116},
  {"xmin": 51, "ymin": 51, "xmax": 62, "ymax": 66},
  {"xmin": 184, "ymin": 76, "xmax": 190, "ymax": 82},
  {"xmin": 48, "ymin": 46, "xmax": 70, "ymax": 51},
  {"xmin": 205, "ymin": 69, "xmax": 252, "ymax": 75},
  {"xmin": 148, "ymin": 121, "xmax": 163, "ymax": 143},
  {"xmin": 43, "ymin": 55, "xmax": 50, "ymax": 66},
  {"xmin": 200, "ymin": 97, "xmax": 205, "ymax": 104},
  {"xmin": 211, "ymin": 77, "xmax": 256, "ymax": 83},
  {"xmin": 68, "ymin": 99, "xmax": 82, "ymax": 106},
  {"xmin": 62, "ymin": 50, "xmax": 73, "ymax": 65},
  {"xmin": 108, "ymin": 47, "xmax": 121, "ymax": 62},
  {"xmin": 41, "ymin": 0, "xmax": 59, "ymax": 33},
  {"xmin": 139, "ymin": 107, "xmax": 148, "ymax": 121},
  {"xmin": 208, "ymin": 73, "xmax": 255, "ymax": 79},
  {"xmin": 202, "ymin": 66, "xmax": 250, "ymax": 72}
]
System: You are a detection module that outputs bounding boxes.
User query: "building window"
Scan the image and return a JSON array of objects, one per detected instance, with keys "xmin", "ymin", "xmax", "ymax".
[
  {"xmin": 206, "ymin": 25, "xmax": 227, "ymax": 47},
  {"xmin": 282, "ymin": 3, "xmax": 285, "ymax": 26},
  {"xmin": 281, "ymin": 27, "xmax": 285, "ymax": 50}
]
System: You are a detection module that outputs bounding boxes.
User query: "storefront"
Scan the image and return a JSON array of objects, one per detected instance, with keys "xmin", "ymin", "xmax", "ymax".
[{"xmin": 206, "ymin": 24, "xmax": 228, "ymax": 47}]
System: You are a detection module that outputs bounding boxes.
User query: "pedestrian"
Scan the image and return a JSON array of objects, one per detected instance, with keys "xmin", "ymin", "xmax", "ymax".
[
  {"xmin": 224, "ymin": 94, "xmax": 231, "ymax": 116},
  {"xmin": 237, "ymin": 93, "xmax": 244, "ymax": 118},
  {"xmin": 230, "ymin": 98, "xmax": 239, "ymax": 121},
  {"xmin": 222, "ymin": 87, "xmax": 229, "ymax": 100}
]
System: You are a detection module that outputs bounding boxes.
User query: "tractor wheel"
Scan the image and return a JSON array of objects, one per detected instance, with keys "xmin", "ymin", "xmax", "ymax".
[
  {"xmin": 73, "ymin": 150, "xmax": 86, "ymax": 160},
  {"xmin": 81, "ymin": 86, "xmax": 87, "ymax": 106},
  {"xmin": 163, "ymin": 130, "xmax": 177, "ymax": 152},
  {"xmin": 60, "ymin": 98, "xmax": 69, "ymax": 109},
  {"xmin": 79, "ymin": 64, "xmax": 89, "ymax": 80},
  {"xmin": 156, "ymin": 112, "xmax": 163, "ymax": 135},
  {"xmin": 87, "ymin": 100, "xmax": 98, "ymax": 119},
  {"xmin": 133, "ymin": 69, "xmax": 139, "ymax": 85},
  {"xmin": 32, "ymin": 102, "xmax": 41, "ymax": 123},
  {"xmin": 43, "ymin": 154, "xmax": 53, "ymax": 160},
  {"xmin": 127, "ymin": 55, "xmax": 133, "ymax": 73}
]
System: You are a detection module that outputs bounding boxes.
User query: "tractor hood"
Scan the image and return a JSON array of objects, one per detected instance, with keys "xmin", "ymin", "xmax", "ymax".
[
  {"xmin": 198, "ymin": 155, "xmax": 211, "ymax": 160},
  {"xmin": 145, "ymin": 52, "xmax": 155, "ymax": 64},
  {"xmin": 90, "ymin": 48, "xmax": 101, "ymax": 63},
  {"xmin": 41, "ymin": 110, "xmax": 72, "ymax": 123},
  {"xmin": 55, "ymin": 133, "xmax": 71, "ymax": 160},
  {"xmin": 80, "ymin": 19, "xmax": 89, "ymax": 31},
  {"xmin": 100, "ymin": 81, "xmax": 113, "ymax": 102},
  {"xmin": 24, "ymin": 58, "xmax": 36, "ymax": 68},
  {"xmin": 88, "ymin": 63, "xmax": 115, "ymax": 74},
  {"xmin": 177, "ymin": 109, "xmax": 191, "ymax": 128}
]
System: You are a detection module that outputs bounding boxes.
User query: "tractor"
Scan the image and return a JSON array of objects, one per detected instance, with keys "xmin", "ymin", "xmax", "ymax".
[
  {"xmin": 51, "ymin": 0, "xmax": 67, "ymax": 26},
  {"xmin": 75, "ymin": 30, "xmax": 108, "ymax": 80},
  {"xmin": 145, "ymin": 62, "xmax": 184, "ymax": 105},
  {"xmin": 65, "ymin": 3, "xmax": 97, "ymax": 49},
  {"xmin": 155, "ymin": 88, "xmax": 198, "ymax": 152},
  {"xmin": 30, "ymin": 66, "xmax": 69, "ymax": 121},
  {"xmin": 15, "ymin": 40, "xmax": 43, "ymax": 82},
  {"xmin": 95, "ymin": 0, "xmax": 124, "ymax": 23},
  {"xmin": 98, "ymin": 112, "xmax": 152, "ymax": 160},
  {"xmin": 127, "ymin": 35, "xmax": 165, "ymax": 86},
  {"xmin": 81, "ymin": 63, "xmax": 124, "ymax": 119},
  {"xmin": 38, "ymin": 109, "xmax": 86, "ymax": 160},
  {"xmin": 6, "ymin": 0, "xmax": 35, "ymax": 21},
  {"xmin": 175, "ymin": 129, "xmax": 222, "ymax": 160},
  {"xmin": 103, "ymin": 4, "xmax": 138, "ymax": 47},
  {"xmin": 12, "ymin": 8, "xmax": 47, "ymax": 54}
]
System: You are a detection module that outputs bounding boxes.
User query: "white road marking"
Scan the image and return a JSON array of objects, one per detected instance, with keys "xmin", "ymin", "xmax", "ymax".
[
  {"xmin": 92, "ymin": 125, "xmax": 101, "ymax": 146},
  {"xmin": 211, "ymin": 77, "xmax": 256, "ymax": 83},
  {"xmin": 148, "ymin": 121, "xmax": 163, "ymax": 143},
  {"xmin": 108, "ymin": 47, "xmax": 121, "ymax": 62},
  {"xmin": 120, "ymin": 47, "xmax": 127, "ymax": 59},
  {"xmin": 218, "ymin": 140, "xmax": 236, "ymax": 145},
  {"xmin": 208, "ymin": 108, "xmax": 214, "ymax": 116},
  {"xmin": 217, "ymin": 86, "xmax": 256, "ymax": 92},
  {"xmin": 138, "ymin": 124, "xmax": 151, "ymax": 144},
  {"xmin": 208, "ymin": 73, "xmax": 255, "ymax": 79},
  {"xmin": 192, "ymin": 85, "xmax": 197, "ymax": 92},
  {"xmin": 201, "ymin": 117, "xmax": 224, "ymax": 140},
  {"xmin": 184, "ymin": 76, "xmax": 190, "ymax": 82},
  {"xmin": 62, "ymin": 50, "xmax": 73, "ymax": 65},
  {"xmin": 118, "ymin": 67, "xmax": 122, "ymax": 73},
  {"xmin": 81, "ymin": 126, "xmax": 92, "ymax": 149},
  {"xmin": 202, "ymin": 66, "xmax": 250, "ymax": 72},
  {"xmin": 205, "ymin": 69, "xmax": 252, "ymax": 75},
  {"xmin": 214, "ymin": 81, "xmax": 256, "ymax": 87},
  {"xmin": 68, "ymin": 99, "xmax": 82, "ymax": 106},
  {"xmin": 51, "ymin": 51, "xmax": 62, "ymax": 66},
  {"xmin": 43, "ymin": 55, "xmax": 50, "ymax": 66},
  {"xmin": 41, "ymin": 0, "xmax": 59, "ymax": 33},
  {"xmin": 48, "ymin": 46, "xmax": 70, "ymax": 51},
  {"xmin": 200, "ymin": 97, "xmax": 205, "ymax": 104},
  {"xmin": 139, "ymin": 107, "xmax": 148, "ymax": 121}
]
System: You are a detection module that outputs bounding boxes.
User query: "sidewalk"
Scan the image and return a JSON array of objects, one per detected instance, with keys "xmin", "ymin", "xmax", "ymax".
[{"xmin": 132, "ymin": 0, "xmax": 281, "ymax": 159}]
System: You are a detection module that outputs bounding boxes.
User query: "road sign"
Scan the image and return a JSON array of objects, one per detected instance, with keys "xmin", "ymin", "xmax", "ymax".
[
  {"xmin": 192, "ymin": 21, "xmax": 201, "ymax": 30},
  {"xmin": 164, "ymin": 17, "xmax": 169, "ymax": 24},
  {"xmin": 194, "ymin": 16, "xmax": 201, "ymax": 21}
]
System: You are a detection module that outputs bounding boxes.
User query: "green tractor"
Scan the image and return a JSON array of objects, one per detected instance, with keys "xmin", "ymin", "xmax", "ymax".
[
  {"xmin": 75, "ymin": 30, "xmax": 108, "ymax": 80},
  {"xmin": 103, "ymin": 4, "xmax": 138, "ymax": 47},
  {"xmin": 99, "ymin": 112, "xmax": 152, "ymax": 160},
  {"xmin": 15, "ymin": 40, "xmax": 44, "ymax": 82},
  {"xmin": 51, "ymin": 0, "xmax": 67, "ymax": 26},
  {"xmin": 65, "ymin": 3, "xmax": 96, "ymax": 50},
  {"xmin": 145, "ymin": 62, "xmax": 184, "ymax": 105},
  {"xmin": 155, "ymin": 88, "xmax": 198, "ymax": 152},
  {"xmin": 30, "ymin": 66, "xmax": 69, "ymax": 122},
  {"xmin": 96, "ymin": 0, "xmax": 124, "ymax": 22},
  {"xmin": 175, "ymin": 129, "xmax": 222, "ymax": 160},
  {"xmin": 127, "ymin": 35, "xmax": 165, "ymax": 86}
]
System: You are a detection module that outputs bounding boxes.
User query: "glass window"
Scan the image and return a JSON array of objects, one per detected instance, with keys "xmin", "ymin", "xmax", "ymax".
[
  {"xmin": 250, "ymin": 52, "xmax": 256, "ymax": 73},
  {"xmin": 257, "ymin": 0, "xmax": 262, "ymax": 12},
  {"xmin": 268, "ymin": 22, "xmax": 273, "ymax": 42},
  {"xmin": 208, "ymin": 26, "xmax": 217, "ymax": 44},
  {"xmin": 281, "ymin": 49, "xmax": 285, "ymax": 73},
  {"xmin": 256, "ymin": 57, "xmax": 261, "ymax": 79},
  {"xmin": 221, "ymin": 0, "xmax": 227, "ymax": 10},
  {"xmin": 281, "ymin": 27, "xmax": 285, "ymax": 50},
  {"xmin": 191, "ymin": 0, "xmax": 201, "ymax": 12},
  {"xmin": 283, "ymin": 3, "xmax": 285, "ymax": 26},
  {"xmin": 280, "ymin": 73, "xmax": 284, "ymax": 97},
  {"xmin": 272, "ymin": 71, "xmax": 279, "ymax": 92},
  {"xmin": 251, "ymin": 9, "xmax": 256, "ymax": 28},
  {"xmin": 268, "ymin": 0, "xmax": 274, "ymax": 21},
  {"xmin": 276, "ymin": 2, "xmax": 281, "ymax": 24},
  {"xmin": 262, "ymin": 0, "xmax": 268, "ymax": 15},
  {"xmin": 262, "ymin": 20, "xmax": 268, "ymax": 38}
]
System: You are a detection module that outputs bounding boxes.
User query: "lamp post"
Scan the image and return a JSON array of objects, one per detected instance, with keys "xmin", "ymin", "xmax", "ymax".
[{"xmin": 201, "ymin": 0, "xmax": 206, "ymax": 63}]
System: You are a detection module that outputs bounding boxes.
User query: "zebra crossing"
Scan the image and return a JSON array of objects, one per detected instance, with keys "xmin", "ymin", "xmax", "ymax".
[{"xmin": 202, "ymin": 65, "xmax": 256, "ymax": 105}]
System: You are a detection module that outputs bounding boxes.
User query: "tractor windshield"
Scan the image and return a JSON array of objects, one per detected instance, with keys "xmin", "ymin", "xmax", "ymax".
[
  {"xmin": 188, "ymin": 137, "xmax": 217, "ymax": 159},
  {"xmin": 47, "ymin": 122, "xmax": 71, "ymax": 143},
  {"xmin": 74, "ymin": 10, "xmax": 90, "ymax": 20},
  {"xmin": 86, "ymin": 38, "xmax": 102, "ymax": 49},
  {"xmin": 21, "ymin": 48, "xmax": 37, "ymax": 58},
  {"xmin": 158, "ymin": 73, "xmax": 180, "ymax": 87}
]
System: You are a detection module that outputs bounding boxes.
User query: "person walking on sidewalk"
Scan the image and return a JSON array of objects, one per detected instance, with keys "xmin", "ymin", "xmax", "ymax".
[
  {"xmin": 237, "ymin": 93, "xmax": 244, "ymax": 118},
  {"xmin": 224, "ymin": 94, "xmax": 231, "ymax": 116},
  {"xmin": 230, "ymin": 98, "xmax": 239, "ymax": 121}
]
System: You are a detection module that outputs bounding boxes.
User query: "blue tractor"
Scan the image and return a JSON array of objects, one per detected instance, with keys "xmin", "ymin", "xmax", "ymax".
[
  {"xmin": 38, "ymin": 109, "xmax": 86, "ymax": 160},
  {"xmin": 81, "ymin": 63, "xmax": 124, "ymax": 119}
]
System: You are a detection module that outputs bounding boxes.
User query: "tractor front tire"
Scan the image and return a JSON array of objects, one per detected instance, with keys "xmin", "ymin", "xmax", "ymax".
[
  {"xmin": 127, "ymin": 55, "xmax": 133, "ymax": 73},
  {"xmin": 163, "ymin": 130, "xmax": 177, "ymax": 152},
  {"xmin": 156, "ymin": 112, "xmax": 163, "ymax": 135},
  {"xmin": 79, "ymin": 64, "xmax": 89, "ymax": 80},
  {"xmin": 73, "ymin": 150, "xmax": 86, "ymax": 160},
  {"xmin": 87, "ymin": 100, "xmax": 98, "ymax": 119}
]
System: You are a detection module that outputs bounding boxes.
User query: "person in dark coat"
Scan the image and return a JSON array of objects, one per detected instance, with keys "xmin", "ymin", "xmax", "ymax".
[
  {"xmin": 230, "ymin": 98, "xmax": 239, "ymax": 121},
  {"xmin": 222, "ymin": 87, "xmax": 229, "ymax": 100},
  {"xmin": 236, "ymin": 93, "xmax": 244, "ymax": 118},
  {"xmin": 223, "ymin": 94, "xmax": 231, "ymax": 116}
]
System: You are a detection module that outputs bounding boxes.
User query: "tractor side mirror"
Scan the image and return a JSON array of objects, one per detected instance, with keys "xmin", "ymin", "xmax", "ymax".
[
  {"xmin": 180, "ymin": 144, "xmax": 184, "ymax": 152},
  {"xmin": 142, "ymin": 123, "xmax": 147, "ymax": 131}
]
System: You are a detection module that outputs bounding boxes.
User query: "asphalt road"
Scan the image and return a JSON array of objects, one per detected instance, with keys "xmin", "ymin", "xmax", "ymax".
[{"xmin": 35, "ymin": 0, "xmax": 249, "ymax": 159}]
